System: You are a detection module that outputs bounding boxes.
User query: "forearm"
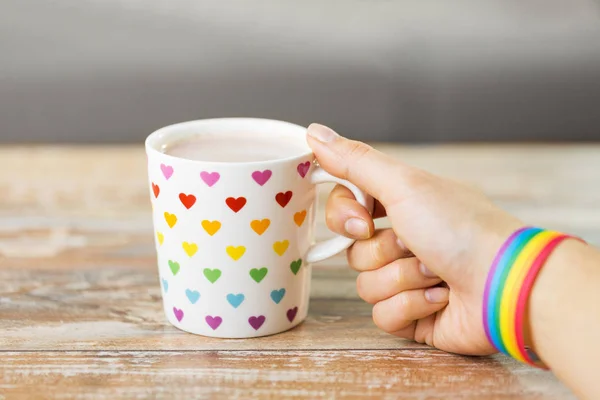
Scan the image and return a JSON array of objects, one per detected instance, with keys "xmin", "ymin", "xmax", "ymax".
[{"xmin": 527, "ymin": 239, "xmax": 600, "ymax": 399}]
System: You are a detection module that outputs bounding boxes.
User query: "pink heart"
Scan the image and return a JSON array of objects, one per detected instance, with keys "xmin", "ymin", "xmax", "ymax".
[
  {"xmin": 297, "ymin": 162, "xmax": 310, "ymax": 178},
  {"xmin": 205, "ymin": 315, "xmax": 222, "ymax": 330},
  {"xmin": 200, "ymin": 171, "xmax": 220, "ymax": 187},
  {"xmin": 248, "ymin": 315, "xmax": 266, "ymax": 330},
  {"xmin": 173, "ymin": 307, "xmax": 184, "ymax": 322},
  {"xmin": 251, "ymin": 170, "xmax": 272, "ymax": 186},
  {"xmin": 287, "ymin": 307, "xmax": 298, "ymax": 322},
  {"xmin": 161, "ymin": 164, "xmax": 174, "ymax": 180}
]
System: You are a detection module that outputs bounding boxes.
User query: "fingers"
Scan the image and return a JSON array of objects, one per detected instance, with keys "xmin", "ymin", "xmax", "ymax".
[
  {"xmin": 347, "ymin": 228, "xmax": 413, "ymax": 271},
  {"xmin": 307, "ymin": 123, "xmax": 423, "ymax": 206},
  {"xmin": 325, "ymin": 184, "xmax": 386, "ymax": 239},
  {"xmin": 391, "ymin": 314, "xmax": 436, "ymax": 346},
  {"xmin": 356, "ymin": 258, "xmax": 443, "ymax": 304},
  {"xmin": 326, "ymin": 184, "xmax": 374, "ymax": 239},
  {"xmin": 372, "ymin": 287, "xmax": 449, "ymax": 333}
]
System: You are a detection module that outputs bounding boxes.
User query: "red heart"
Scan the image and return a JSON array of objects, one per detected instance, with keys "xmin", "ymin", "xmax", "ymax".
[
  {"xmin": 179, "ymin": 193, "xmax": 196, "ymax": 209},
  {"xmin": 226, "ymin": 197, "xmax": 247, "ymax": 213},
  {"xmin": 152, "ymin": 182, "xmax": 160, "ymax": 198},
  {"xmin": 276, "ymin": 191, "xmax": 293, "ymax": 208}
]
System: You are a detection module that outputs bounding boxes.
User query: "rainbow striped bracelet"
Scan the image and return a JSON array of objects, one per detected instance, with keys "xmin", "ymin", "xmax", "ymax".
[{"xmin": 482, "ymin": 227, "xmax": 580, "ymax": 367}]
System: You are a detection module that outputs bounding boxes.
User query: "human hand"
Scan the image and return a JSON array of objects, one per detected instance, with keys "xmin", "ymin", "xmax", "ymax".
[{"xmin": 307, "ymin": 124, "xmax": 523, "ymax": 355}]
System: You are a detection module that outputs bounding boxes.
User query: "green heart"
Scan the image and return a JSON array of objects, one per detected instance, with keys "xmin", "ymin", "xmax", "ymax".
[
  {"xmin": 203, "ymin": 268, "xmax": 222, "ymax": 283},
  {"xmin": 169, "ymin": 260, "xmax": 180, "ymax": 276},
  {"xmin": 249, "ymin": 267, "xmax": 268, "ymax": 283},
  {"xmin": 290, "ymin": 259, "xmax": 302, "ymax": 275}
]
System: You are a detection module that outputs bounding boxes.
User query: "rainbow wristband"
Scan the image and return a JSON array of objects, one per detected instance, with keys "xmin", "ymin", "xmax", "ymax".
[{"xmin": 482, "ymin": 227, "xmax": 581, "ymax": 367}]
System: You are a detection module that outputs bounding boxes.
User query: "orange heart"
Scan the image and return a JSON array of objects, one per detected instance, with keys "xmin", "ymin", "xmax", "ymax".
[
  {"xmin": 202, "ymin": 220, "xmax": 221, "ymax": 236},
  {"xmin": 294, "ymin": 210, "xmax": 307, "ymax": 227},
  {"xmin": 273, "ymin": 240, "xmax": 289, "ymax": 256},
  {"xmin": 164, "ymin": 212, "xmax": 177, "ymax": 228},
  {"xmin": 250, "ymin": 219, "xmax": 270, "ymax": 235}
]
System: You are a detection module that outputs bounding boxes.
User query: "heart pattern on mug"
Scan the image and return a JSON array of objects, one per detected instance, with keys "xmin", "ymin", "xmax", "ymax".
[
  {"xmin": 252, "ymin": 170, "xmax": 272, "ymax": 186},
  {"xmin": 275, "ymin": 191, "xmax": 293, "ymax": 208},
  {"xmin": 150, "ymin": 158, "xmax": 315, "ymax": 335},
  {"xmin": 152, "ymin": 183, "xmax": 160, "ymax": 198},
  {"xmin": 179, "ymin": 193, "xmax": 196, "ymax": 209},
  {"xmin": 249, "ymin": 315, "xmax": 266, "ymax": 330},
  {"xmin": 226, "ymin": 293, "xmax": 245, "ymax": 308},
  {"xmin": 164, "ymin": 212, "xmax": 178, "ymax": 228},
  {"xmin": 200, "ymin": 171, "xmax": 220, "ymax": 187},
  {"xmin": 202, "ymin": 220, "xmax": 221, "ymax": 236},
  {"xmin": 226, "ymin": 197, "xmax": 247, "ymax": 213},
  {"xmin": 203, "ymin": 268, "xmax": 222, "ymax": 283},
  {"xmin": 287, "ymin": 307, "xmax": 298, "ymax": 322},
  {"xmin": 226, "ymin": 246, "xmax": 246, "ymax": 261},
  {"xmin": 250, "ymin": 219, "xmax": 270, "ymax": 235},
  {"xmin": 294, "ymin": 210, "xmax": 306, "ymax": 227},
  {"xmin": 185, "ymin": 289, "xmax": 200, "ymax": 304},
  {"xmin": 161, "ymin": 164, "xmax": 174, "ymax": 180},
  {"xmin": 173, "ymin": 307, "xmax": 184, "ymax": 322},
  {"xmin": 182, "ymin": 242, "xmax": 198, "ymax": 257},
  {"xmin": 168, "ymin": 260, "xmax": 180, "ymax": 276},
  {"xmin": 206, "ymin": 315, "xmax": 222, "ymax": 330},
  {"xmin": 250, "ymin": 267, "xmax": 268, "ymax": 283},
  {"xmin": 290, "ymin": 259, "xmax": 302, "ymax": 275},
  {"xmin": 270, "ymin": 288, "xmax": 286, "ymax": 304},
  {"xmin": 273, "ymin": 240, "xmax": 289, "ymax": 256},
  {"xmin": 297, "ymin": 161, "xmax": 310, "ymax": 178}
]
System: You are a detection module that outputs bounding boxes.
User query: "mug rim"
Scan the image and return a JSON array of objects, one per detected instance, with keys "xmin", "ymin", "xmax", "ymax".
[{"xmin": 145, "ymin": 117, "xmax": 314, "ymax": 166}]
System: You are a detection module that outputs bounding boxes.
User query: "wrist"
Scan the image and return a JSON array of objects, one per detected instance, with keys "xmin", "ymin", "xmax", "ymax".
[
  {"xmin": 482, "ymin": 227, "xmax": 584, "ymax": 366},
  {"xmin": 524, "ymin": 239, "xmax": 591, "ymax": 364}
]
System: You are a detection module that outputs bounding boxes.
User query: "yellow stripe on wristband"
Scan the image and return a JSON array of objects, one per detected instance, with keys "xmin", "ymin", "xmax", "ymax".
[{"xmin": 499, "ymin": 230, "xmax": 562, "ymax": 361}]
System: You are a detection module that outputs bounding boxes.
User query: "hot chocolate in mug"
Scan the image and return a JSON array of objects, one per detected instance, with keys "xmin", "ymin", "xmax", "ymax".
[{"xmin": 146, "ymin": 118, "xmax": 369, "ymax": 338}]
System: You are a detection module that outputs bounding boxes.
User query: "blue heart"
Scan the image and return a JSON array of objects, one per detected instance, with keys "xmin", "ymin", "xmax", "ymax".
[
  {"xmin": 226, "ymin": 293, "xmax": 245, "ymax": 308},
  {"xmin": 162, "ymin": 278, "xmax": 168, "ymax": 292},
  {"xmin": 185, "ymin": 289, "xmax": 200, "ymax": 304},
  {"xmin": 270, "ymin": 288, "xmax": 286, "ymax": 304}
]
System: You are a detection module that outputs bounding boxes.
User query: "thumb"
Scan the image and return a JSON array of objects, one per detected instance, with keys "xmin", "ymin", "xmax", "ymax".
[{"xmin": 306, "ymin": 123, "xmax": 419, "ymax": 206}]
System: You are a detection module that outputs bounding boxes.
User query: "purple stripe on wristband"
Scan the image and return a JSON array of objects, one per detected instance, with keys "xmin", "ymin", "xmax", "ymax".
[{"xmin": 482, "ymin": 227, "xmax": 529, "ymax": 346}]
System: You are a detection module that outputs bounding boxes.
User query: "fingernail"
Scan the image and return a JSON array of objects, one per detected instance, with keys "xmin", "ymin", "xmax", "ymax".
[
  {"xmin": 425, "ymin": 287, "xmax": 449, "ymax": 303},
  {"xmin": 344, "ymin": 218, "xmax": 370, "ymax": 239},
  {"xmin": 419, "ymin": 262, "xmax": 438, "ymax": 278},
  {"xmin": 396, "ymin": 237, "xmax": 406, "ymax": 249},
  {"xmin": 307, "ymin": 124, "xmax": 338, "ymax": 143}
]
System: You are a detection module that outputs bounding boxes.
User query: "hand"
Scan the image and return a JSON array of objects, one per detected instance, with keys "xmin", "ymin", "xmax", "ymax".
[{"xmin": 307, "ymin": 124, "xmax": 523, "ymax": 355}]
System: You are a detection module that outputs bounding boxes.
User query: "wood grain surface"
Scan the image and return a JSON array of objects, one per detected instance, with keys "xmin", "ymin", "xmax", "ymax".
[{"xmin": 3, "ymin": 144, "xmax": 598, "ymax": 399}]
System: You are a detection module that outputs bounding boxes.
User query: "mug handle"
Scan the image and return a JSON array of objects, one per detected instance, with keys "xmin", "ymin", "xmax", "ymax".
[{"xmin": 305, "ymin": 167, "xmax": 373, "ymax": 263}]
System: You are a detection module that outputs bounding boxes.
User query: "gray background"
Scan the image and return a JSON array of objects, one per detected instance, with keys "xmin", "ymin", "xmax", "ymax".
[{"xmin": 2, "ymin": 0, "xmax": 600, "ymax": 143}]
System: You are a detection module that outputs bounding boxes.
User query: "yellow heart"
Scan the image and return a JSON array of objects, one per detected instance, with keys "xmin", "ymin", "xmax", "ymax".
[
  {"xmin": 294, "ymin": 210, "xmax": 307, "ymax": 227},
  {"xmin": 202, "ymin": 220, "xmax": 222, "ymax": 236},
  {"xmin": 182, "ymin": 242, "xmax": 198, "ymax": 257},
  {"xmin": 250, "ymin": 219, "xmax": 270, "ymax": 235},
  {"xmin": 156, "ymin": 232, "xmax": 164, "ymax": 246},
  {"xmin": 164, "ymin": 212, "xmax": 178, "ymax": 228},
  {"xmin": 273, "ymin": 240, "xmax": 289, "ymax": 256},
  {"xmin": 226, "ymin": 246, "xmax": 246, "ymax": 261}
]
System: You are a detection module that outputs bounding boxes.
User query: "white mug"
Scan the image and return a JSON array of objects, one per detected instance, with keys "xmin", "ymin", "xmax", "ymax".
[{"xmin": 145, "ymin": 118, "xmax": 369, "ymax": 338}]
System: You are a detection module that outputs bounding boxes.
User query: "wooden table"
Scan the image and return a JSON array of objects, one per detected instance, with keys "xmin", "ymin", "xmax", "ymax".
[{"xmin": 2, "ymin": 144, "xmax": 598, "ymax": 399}]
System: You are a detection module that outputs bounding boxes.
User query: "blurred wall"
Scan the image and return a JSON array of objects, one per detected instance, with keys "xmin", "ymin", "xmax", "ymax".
[{"xmin": 1, "ymin": 0, "xmax": 600, "ymax": 143}]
